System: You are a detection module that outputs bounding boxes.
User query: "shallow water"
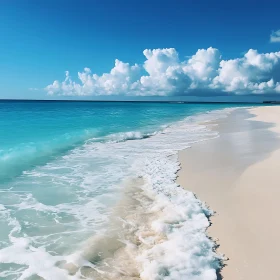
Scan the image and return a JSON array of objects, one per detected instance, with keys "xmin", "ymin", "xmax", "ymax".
[{"xmin": 0, "ymin": 101, "xmax": 254, "ymax": 279}]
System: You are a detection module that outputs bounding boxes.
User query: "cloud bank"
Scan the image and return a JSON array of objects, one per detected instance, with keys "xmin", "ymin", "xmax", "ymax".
[{"xmin": 45, "ymin": 47, "xmax": 280, "ymax": 96}]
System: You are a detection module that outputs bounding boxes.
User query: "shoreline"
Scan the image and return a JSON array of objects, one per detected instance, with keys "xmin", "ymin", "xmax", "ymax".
[
  {"xmin": 177, "ymin": 106, "xmax": 280, "ymax": 279},
  {"xmin": 0, "ymin": 104, "xmax": 242, "ymax": 280}
]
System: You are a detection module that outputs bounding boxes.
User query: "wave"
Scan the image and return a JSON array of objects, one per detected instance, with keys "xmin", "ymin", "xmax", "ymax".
[
  {"xmin": 0, "ymin": 128, "xmax": 100, "ymax": 181},
  {"xmin": 0, "ymin": 126, "xmax": 164, "ymax": 182},
  {"xmin": 104, "ymin": 130, "xmax": 158, "ymax": 142}
]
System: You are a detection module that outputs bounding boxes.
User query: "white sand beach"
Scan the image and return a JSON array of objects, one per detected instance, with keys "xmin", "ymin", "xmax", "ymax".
[{"xmin": 177, "ymin": 106, "xmax": 280, "ymax": 280}]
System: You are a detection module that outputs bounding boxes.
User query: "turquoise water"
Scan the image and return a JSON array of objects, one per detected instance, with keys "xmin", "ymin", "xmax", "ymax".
[
  {"xmin": 0, "ymin": 101, "xmax": 254, "ymax": 279},
  {"xmin": 0, "ymin": 101, "xmax": 241, "ymax": 181}
]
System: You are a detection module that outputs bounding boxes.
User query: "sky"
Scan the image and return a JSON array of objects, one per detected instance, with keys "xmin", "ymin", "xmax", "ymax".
[{"xmin": 1, "ymin": 0, "xmax": 280, "ymax": 101}]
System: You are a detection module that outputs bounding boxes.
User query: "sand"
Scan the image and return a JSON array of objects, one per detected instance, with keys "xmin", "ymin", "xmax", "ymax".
[{"xmin": 177, "ymin": 106, "xmax": 280, "ymax": 280}]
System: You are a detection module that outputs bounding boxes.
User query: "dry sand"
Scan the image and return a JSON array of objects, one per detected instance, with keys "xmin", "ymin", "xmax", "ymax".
[{"xmin": 177, "ymin": 106, "xmax": 280, "ymax": 280}]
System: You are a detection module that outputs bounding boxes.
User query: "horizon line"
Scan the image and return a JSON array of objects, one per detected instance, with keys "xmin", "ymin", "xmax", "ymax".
[{"xmin": 0, "ymin": 98, "xmax": 269, "ymax": 104}]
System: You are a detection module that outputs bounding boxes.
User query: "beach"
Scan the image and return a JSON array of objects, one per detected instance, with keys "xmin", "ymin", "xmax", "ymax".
[{"xmin": 177, "ymin": 106, "xmax": 280, "ymax": 279}]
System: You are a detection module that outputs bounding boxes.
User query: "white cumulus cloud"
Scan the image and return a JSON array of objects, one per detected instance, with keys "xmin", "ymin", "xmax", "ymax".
[
  {"xmin": 270, "ymin": 30, "xmax": 280, "ymax": 43},
  {"xmin": 45, "ymin": 47, "xmax": 280, "ymax": 96},
  {"xmin": 212, "ymin": 49, "xmax": 280, "ymax": 93}
]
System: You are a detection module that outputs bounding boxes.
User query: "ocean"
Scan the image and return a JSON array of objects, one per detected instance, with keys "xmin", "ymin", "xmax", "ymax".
[{"xmin": 0, "ymin": 101, "xmax": 252, "ymax": 280}]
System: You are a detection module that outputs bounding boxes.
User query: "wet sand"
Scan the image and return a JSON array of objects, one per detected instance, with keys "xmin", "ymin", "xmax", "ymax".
[{"xmin": 177, "ymin": 106, "xmax": 280, "ymax": 280}]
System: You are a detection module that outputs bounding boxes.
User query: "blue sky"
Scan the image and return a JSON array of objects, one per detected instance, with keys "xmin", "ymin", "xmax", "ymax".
[{"xmin": 1, "ymin": 0, "xmax": 280, "ymax": 100}]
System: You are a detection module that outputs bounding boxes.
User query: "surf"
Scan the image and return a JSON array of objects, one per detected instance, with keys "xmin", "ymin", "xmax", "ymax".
[{"xmin": 0, "ymin": 101, "xmax": 239, "ymax": 279}]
